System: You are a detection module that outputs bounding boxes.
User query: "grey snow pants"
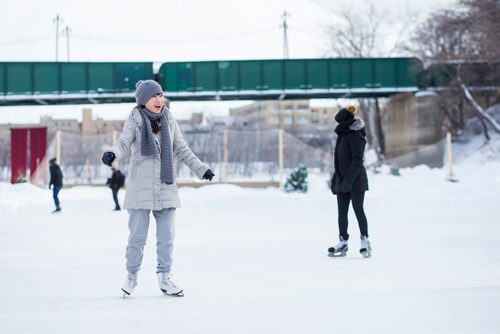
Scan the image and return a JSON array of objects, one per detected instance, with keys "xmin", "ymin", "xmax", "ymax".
[{"xmin": 125, "ymin": 208, "xmax": 176, "ymax": 274}]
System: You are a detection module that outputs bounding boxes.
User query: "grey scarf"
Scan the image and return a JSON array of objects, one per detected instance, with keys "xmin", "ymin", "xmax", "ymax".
[{"xmin": 138, "ymin": 107, "xmax": 174, "ymax": 184}]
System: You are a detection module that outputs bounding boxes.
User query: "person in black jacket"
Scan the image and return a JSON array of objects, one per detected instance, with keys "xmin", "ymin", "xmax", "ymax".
[
  {"xmin": 328, "ymin": 105, "xmax": 371, "ymax": 258},
  {"xmin": 48, "ymin": 158, "xmax": 63, "ymax": 213},
  {"xmin": 106, "ymin": 167, "xmax": 125, "ymax": 211}
]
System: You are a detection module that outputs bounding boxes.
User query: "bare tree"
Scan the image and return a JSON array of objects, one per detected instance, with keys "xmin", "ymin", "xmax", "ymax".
[
  {"xmin": 406, "ymin": 0, "xmax": 500, "ymax": 140},
  {"xmin": 323, "ymin": 3, "xmax": 382, "ymax": 58},
  {"xmin": 322, "ymin": 1, "xmax": 411, "ymax": 162},
  {"xmin": 457, "ymin": 0, "xmax": 500, "ymax": 135}
]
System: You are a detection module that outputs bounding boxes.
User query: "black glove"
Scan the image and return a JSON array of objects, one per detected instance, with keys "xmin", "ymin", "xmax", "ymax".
[
  {"xmin": 330, "ymin": 173, "xmax": 339, "ymax": 195},
  {"xmin": 339, "ymin": 179, "xmax": 352, "ymax": 193},
  {"xmin": 102, "ymin": 152, "xmax": 116, "ymax": 167},
  {"xmin": 203, "ymin": 169, "xmax": 215, "ymax": 181}
]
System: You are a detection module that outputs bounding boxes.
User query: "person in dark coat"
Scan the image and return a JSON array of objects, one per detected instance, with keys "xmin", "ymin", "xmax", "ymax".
[
  {"xmin": 328, "ymin": 105, "xmax": 371, "ymax": 258},
  {"xmin": 106, "ymin": 167, "xmax": 125, "ymax": 211},
  {"xmin": 48, "ymin": 158, "xmax": 63, "ymax": 213}
]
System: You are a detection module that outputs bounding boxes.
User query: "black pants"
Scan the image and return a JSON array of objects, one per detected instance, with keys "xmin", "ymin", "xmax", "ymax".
[
  {"xmin": 112, "ymin": 188, "xmax": 120, "ymax": 210},
  {"xmin": 336, "ymin": 191, "xmax": 368, "ymax": 240}
]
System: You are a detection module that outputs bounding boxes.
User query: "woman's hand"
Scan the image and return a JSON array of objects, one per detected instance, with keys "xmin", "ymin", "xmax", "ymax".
[
  {"xmin": 203, "ymin": 169, "xmax": 215, "ymax": 181},
  {"xmin": 102, "ymin": 152, "xmax": 116, "ymax": 166},
  {"xmin": 339, "ymin": 179, "xmax": 352, "ymax": 193}
]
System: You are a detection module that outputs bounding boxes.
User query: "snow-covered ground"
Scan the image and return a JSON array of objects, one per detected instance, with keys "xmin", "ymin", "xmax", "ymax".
[{"xmin": 1, "ymin": 138, "xmax": 499, "ymax": 334}]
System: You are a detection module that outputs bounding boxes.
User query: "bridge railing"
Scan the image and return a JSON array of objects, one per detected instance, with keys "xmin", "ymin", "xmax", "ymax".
[
  {"xmin": 0, "ymin": 58, "xmax": 423, "ymax": 105},
  {"xmin": 158, "ymin": 58, "xmax": 422, "ymax": 96},
  {"xmin": 0, "ymin": 62, "xmax": 153, "ymax": 95}
]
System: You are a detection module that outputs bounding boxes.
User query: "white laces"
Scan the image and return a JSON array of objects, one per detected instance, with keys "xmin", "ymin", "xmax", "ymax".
[
  {"xmin": 127, "ymin": 273, "xmax": 137, "ymax": 285},
  {"xmin": 334, "ymin": 240, "xmax": 348, "ymax": 249}
]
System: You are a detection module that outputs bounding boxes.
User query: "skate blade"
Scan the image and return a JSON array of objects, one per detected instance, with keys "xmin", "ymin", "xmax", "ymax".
[
  {"xmin": 161, "ymin": 289, "xmax": 184, "ymax": 297},
  {"xmin": 360, "ymin": 250, "xmax": 371, "ymax": 258},
  {"xmin": 328, "ymin": 251, "xmax": 347, "ymax": 257},
  {"xmin": 121, "ymin": 288, "xmax": 131, "ymax": 298}
]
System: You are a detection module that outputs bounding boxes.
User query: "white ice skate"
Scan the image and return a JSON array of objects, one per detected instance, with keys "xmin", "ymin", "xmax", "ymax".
[
  {"xmin": 360, "ymin": 235, "xmax": 372, "ymax": 258},
  {"xmin": 157, "ymin": 272, "xmax": 184, "ymax": 297},
  {"xmin": 328, "ymin": 237, "xmax": 348, "ymax": 257},
  {"xmin": 121, "ymin": 272, "xmax": 138, "ymax": 298}
]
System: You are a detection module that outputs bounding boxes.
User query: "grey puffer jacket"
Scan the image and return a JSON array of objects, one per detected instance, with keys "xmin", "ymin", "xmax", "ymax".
[{"xmin": 109, "ymin": 106, "xmax": 209, "ymax": 210}]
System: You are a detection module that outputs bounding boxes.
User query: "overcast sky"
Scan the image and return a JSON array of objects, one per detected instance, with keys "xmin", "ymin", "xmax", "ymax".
[{"xmin": 0, "ymin": 0, "xmax": 458, "ymax": 123}]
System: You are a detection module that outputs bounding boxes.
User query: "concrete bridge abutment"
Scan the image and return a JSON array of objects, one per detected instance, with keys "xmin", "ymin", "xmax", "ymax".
[{"xmin": 384, "ymin": 92, "xmax": 445, "ymax": 168}]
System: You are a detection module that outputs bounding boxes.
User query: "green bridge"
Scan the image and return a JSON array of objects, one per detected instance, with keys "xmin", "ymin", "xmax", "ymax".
[{"xmin": 1, "ymin": 58, "xmax": 426, "ymax": 105}]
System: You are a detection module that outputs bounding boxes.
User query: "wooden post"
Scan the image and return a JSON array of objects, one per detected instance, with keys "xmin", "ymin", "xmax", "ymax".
[
  {"xmin": 223, "ymin": 129, "xmax": 228, "ymax": 183},
  {"xmin": 112, "ymin": 130, "xmax": 119, "ymax": 168},
  {"xmin": 55, "ymin": 130, "xmax": 61, "ymax": 164},
  {"xmin": 279, "ymin": 128, "xmax": 284, "ymax": 185},
  {"xmin": 86, "ymin": 158, "xmax": 91, "ymax": 184},
  {"xmin": 446, "ymin": 132, "xmax": 458, "ymax": 182}
]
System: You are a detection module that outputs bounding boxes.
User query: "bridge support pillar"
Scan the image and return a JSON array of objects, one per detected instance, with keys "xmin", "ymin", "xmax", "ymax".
[{"xmin": 385, "ymin": 92, "xmax": 445, "ymax": 168}]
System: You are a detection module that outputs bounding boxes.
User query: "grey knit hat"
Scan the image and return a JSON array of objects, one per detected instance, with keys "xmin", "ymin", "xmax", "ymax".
[{"xmin": 134, "ymin": 80, "xmax": 163, "ymax": 106}]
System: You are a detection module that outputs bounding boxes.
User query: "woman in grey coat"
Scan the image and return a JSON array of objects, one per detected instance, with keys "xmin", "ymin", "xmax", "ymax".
[{"xmin": 102, "ymin": 80, "xmax": 214, "ymax": 297}]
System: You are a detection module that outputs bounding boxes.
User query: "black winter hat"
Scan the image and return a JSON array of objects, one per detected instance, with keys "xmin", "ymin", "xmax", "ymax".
[{"xmin": 335, "ymin": 105, "xmax": 357, "ymax": 123}]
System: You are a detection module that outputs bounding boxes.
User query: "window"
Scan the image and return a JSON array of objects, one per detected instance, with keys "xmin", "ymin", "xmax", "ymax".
[
  {"xmin": 311, "ymin": 111, "xmax": 319, "ymax": 123},
  {"xmin": 298, "ymin": 116, "xmax": 309, "ymax": 124},
  {"xmin": 284, "ymin": 116, "xmax": 292, "ymax": 124}
]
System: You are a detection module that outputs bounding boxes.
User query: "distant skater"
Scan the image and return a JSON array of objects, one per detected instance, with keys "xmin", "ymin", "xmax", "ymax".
[
  {"xmin": 106, "ymin": 167, "xmax": 125, "ymax": 211},
  {"xmin": 102, "ymin": 80, "xmax": 215, "ymax": 298},
  {"xmin": 48, "ymin": 158, "xmax": 63, "ymax": 213},
  {"xmin": 328, "ymin": 105, "xmax": 371, "ymax": 258}
]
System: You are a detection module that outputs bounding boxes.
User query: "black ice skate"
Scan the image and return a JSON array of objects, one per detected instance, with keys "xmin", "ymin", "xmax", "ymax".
[{"xmin": 328, "ymin": 237, "xmax": 348, "ymax": 257}]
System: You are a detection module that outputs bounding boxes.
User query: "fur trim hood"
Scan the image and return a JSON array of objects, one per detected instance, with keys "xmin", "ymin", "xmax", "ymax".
[{"xmin": 349, "ymin": 117, "xmax": 365, "ymax": 131}]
